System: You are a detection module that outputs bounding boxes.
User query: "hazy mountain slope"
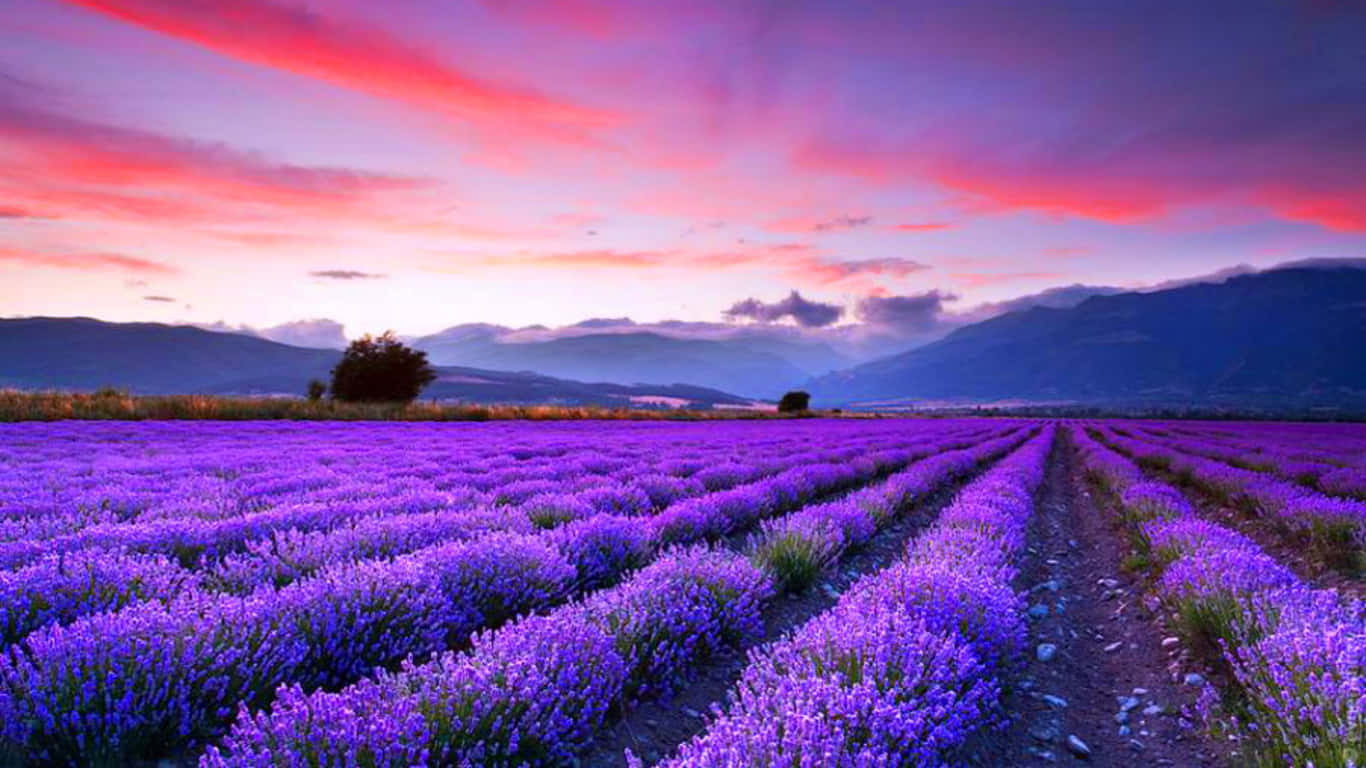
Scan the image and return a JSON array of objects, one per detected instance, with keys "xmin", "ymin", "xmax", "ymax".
[
  {"xmin": 0, "ymin": 317, "xmax": 339, "ymax": 393},
  {"xmin": 415, "ymin": 329, "xmax": 818, "ymax": 397},
  {"xmin": 809, "ymin": 267, "xmax": 1366, "ymax": 407},
  {"xmin": 0, "ymin": 318, "xmax": 753, "ymax": 407}
]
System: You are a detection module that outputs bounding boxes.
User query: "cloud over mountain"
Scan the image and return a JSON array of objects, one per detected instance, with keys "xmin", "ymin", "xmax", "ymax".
[{"xmin": 725, "ymin": 290, "xmax": 845, "ymax": 328}]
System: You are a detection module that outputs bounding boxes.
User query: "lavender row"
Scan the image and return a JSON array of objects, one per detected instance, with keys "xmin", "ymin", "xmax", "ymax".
[
  {"xmin": 1162, "ymin": 422, "xmax": 1366, "ymax": 500},
  {"xmin": 0, "ymin": 419, "xmax": 969, "ymax": 547},
  {"xmin": 1138, "ymin": 421, "xmax": 1366, "ymax": 499},
  {"xmin": 203, "ymin": 426, "xmax": 985, "ymax": 593},
  {"xmin": 1131, "ymin": 422, "xmax": 1366, "ymax": 505},
  {"xmin": 1098, "ymin": 426, "xmax": 1365, "ymax": 571},
  {"xmin": 196, "ymin": 430, "xmax": 921, "ymax": 595},
  {"xmin": 1152, "ymin": 421, "xmax": 1366, "ymax": 468},
  {"xmin": 0, "ymin": 421, "xmax": 939, "ymax": 564},
  {"xmin": 744, "ymin": 430, "xmax": 1022, "ymax": 593},
  {"xmin": 1131, "ymin": 423, "xmax": 1341, "ymax": 487},
  {"xmin": 198, "ymin": 426, "xmax": 1033, "ymax": 766},
  {"xmin": 201, "ymin": 545, "xmax": 772, "ymax": 768},
  {"xmin": 1072, "ymin": 427, "xmax": 1363, "ymax": 767},
  {"xmin": 0, "ymin": 426, "xmax": 1020, "ymax": 765},
  {"xmin": 7, "ymin": 421, "xmax": 960, "ymax": 578},
  {"xmin": 652, "ymin": 427, "xmax": 1054, "ymax": 766},
  {"xmin": 0, "ymin": 425, "xmax": 994, "ymax": 648}
]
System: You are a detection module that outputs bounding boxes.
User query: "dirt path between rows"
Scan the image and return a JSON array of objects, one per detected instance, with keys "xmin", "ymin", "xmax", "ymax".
[
  {"xmin": 964, "ymin": 435, "xmax": 1229, "ymax": 766},
  {"xmin": 583, "ymin": 460, "xmax": 991, "ymax": 766}
]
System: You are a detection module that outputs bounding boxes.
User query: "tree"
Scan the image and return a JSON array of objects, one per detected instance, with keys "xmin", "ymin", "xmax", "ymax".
[
  {"xmin": 329, "ymin": 332, "xmax": 436, "ymax": 403},
  {"xmin": 306, "ymin": 379, "xmax": 327, "ymax": 401},
  {"xmin": 778, "ymin": 390, "xmax": 811, "ymax": 413}
]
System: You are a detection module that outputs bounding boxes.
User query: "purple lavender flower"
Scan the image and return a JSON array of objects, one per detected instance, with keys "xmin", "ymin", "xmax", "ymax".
[
  {"xmin": 0, "ymin": 549, "xmax": 193, "ymax": 645},
  {"xmin": 550, "ymin": 513, "xmax": 654, "ymax": 589},
  {"xmin": 0, "ymin": 592, "xmax": 303, "ymax": 765}
]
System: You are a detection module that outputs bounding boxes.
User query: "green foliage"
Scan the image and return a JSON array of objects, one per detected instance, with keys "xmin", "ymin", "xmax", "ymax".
[
  {"xmin": 329, "ymin": 332, "xmax": 437, "ymax": 404},
  {"xmin": 777, "ymin": 390, "xmax": 811, "ymax": 413},
  {"xmin": 750, "ymin": 529, "xmax": 839, "ymax": 593},
  {"xmin": 1119, "ymin": 551, "xmax": 1151, "ymax": 574},
  {"xmin": 1304, "ymin": 519, "xmax": 1363, "ymax": 576},
  {"xmin": 306, "ymin": 379, "xmax": 327, "ymax": 402}
]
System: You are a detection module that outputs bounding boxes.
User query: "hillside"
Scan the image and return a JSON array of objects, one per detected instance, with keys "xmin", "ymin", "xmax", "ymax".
[
  {"xmin": 415, "ymin": 327, "xmax": 842, "ymax": 398},
  {"xmin": 0, "ymin": 317, "xmax": 340, "ymax": 393},
  {"xmin": 0, "ymin": 318, "xmax": 754, "ymax": 408},
  {"xmin": 809, "ymin": 266, "xmax": 1366, "ymax": 409}
]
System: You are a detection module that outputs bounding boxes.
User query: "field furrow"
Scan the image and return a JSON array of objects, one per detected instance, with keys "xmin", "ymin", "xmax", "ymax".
[
  {"xmin": 969, "ymin": 428, "xmax": 1224, "ymax": 766},
  {"xmin": 1073, "ymin": 427, "xmax": 1363, "ymax": 766}
]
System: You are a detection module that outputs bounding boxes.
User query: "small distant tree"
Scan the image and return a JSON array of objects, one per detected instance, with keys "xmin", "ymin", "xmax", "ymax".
[
  {"xmin": 778, "ymin": 390, "xmax": 811, "ymax": 413},
  {"xmin": 306, "ymin": 379, "xmax": 327, "ymax": 401},
  {"xmin": 329, "ymin": 332, "xmax": 436, "ymax": 403}
]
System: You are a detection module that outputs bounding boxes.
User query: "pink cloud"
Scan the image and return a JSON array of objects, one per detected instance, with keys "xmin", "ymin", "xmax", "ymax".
[
  {"xmin": 0, "ymin": 246, "xmax": 179, "ymax": 274},
  {"xmin": 795, "ymin": 130, "xmax": 1366, "ymax": 233},
  {"xmin": 433, "ymin": 240, "xmax": 923, "ymax": 293},
  {"xmin": 61, "ymin": 0, "xmax": 615, "ymax": 135},
  {"xmin": 765, "ymin": 214, "xmax": 873, "ymax": 234},
  {"xmin": 0, "ymin": 100, "xmax": 427, "ymax": 225},
  {"xmin": 892, "ymin": 222, "xmax": 952, "ymax": 233}
]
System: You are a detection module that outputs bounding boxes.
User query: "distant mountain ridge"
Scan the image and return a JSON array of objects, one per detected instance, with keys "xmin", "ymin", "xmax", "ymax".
[
  {"xmin": 413, "ymin": 325, "xmax": 851, "ymax": 397},
  {"xmin": 809, "ymin": 266, "xmax": 1366, "ymax": 409},
  {"xmin": 5, "ymin": 264, "xmax": 1364, "ymax": 411},
  {"xmin": 0, "ymin": 317, "xmax": 754, "ymax": 408}
]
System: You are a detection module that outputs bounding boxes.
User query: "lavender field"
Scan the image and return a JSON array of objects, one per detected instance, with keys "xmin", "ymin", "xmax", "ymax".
[{"xmin": 0, "ymin": 419, "xmax": 1360, "ymax": 767}]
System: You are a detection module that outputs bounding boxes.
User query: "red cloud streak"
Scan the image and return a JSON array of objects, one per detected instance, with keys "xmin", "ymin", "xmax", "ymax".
[
  {"xmin": 796, "ymin": 138, "xmax": 1366, "ymax": 233},
  {"xmin": 0, "ymin": 100, "xmax": 459, "ymax": 230},
  {"xmin": 0, "ymin": 246, "xmax": 179, "ymax": 274},
  {"xmin": 61, "ymin": 0, "xmax": 615, "ymax": 131}
]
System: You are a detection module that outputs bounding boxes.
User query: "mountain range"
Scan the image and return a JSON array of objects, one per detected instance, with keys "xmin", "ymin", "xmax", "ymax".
[
  {"xmin": 809, "ymin": 265, "xmax": 1366, "ymax": 409},
  {"xmin": 0, "ymin": 317, "xmax": 753, "ymax": 408},
  {"xmin": 2, "ymin": 263, "xmax": 1363, "ymax": 410},
  {"xmin": 413, "ymin": 325, "xmax": 851, "ymax": 398}
]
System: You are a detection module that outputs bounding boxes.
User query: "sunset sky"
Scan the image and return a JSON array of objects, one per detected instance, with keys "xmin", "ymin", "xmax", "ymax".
[{"xmin": 2, "ymin": 0, "xmax": 1363, "ymax": 338}]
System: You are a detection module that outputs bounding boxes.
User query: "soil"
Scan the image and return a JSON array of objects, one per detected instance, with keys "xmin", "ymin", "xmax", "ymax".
[
  {"xmin": 961, "ymin": 435, "xmax": 1230, "ymax": 767},
  {"xmin": 582, "ymin": 466, "xmax": 982, "ymax": 766}
]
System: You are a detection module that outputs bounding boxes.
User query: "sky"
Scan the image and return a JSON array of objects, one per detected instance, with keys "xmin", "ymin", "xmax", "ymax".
[{"xmin": 1, "ymin": 0, "xmax": 1363, "ymax": 339}]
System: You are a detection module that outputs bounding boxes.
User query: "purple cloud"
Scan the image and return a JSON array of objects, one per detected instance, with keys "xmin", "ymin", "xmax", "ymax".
[
  {"xmin": 309, "ymin": 270, "xmax": 387, "ymax": 280},
  {"xmin": 855, "ymin": 290, "xmax": 956, "ymax": 332},
  {"xmin": 725, "ymin": 290, "xmax": 845, "ymax": 328}
]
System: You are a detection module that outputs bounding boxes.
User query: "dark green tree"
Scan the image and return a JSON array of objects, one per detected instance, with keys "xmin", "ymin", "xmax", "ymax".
[
  {"xmin": 306, "ymin": 379, "xmax": 327, "ymax": 401},
  {"xmin": 329, "ymin": 332, "xmax": 436, "ymax": 403},
  {"xmin": 778, "ymin": 390, "xmax": 811, "ymax": 413}
]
